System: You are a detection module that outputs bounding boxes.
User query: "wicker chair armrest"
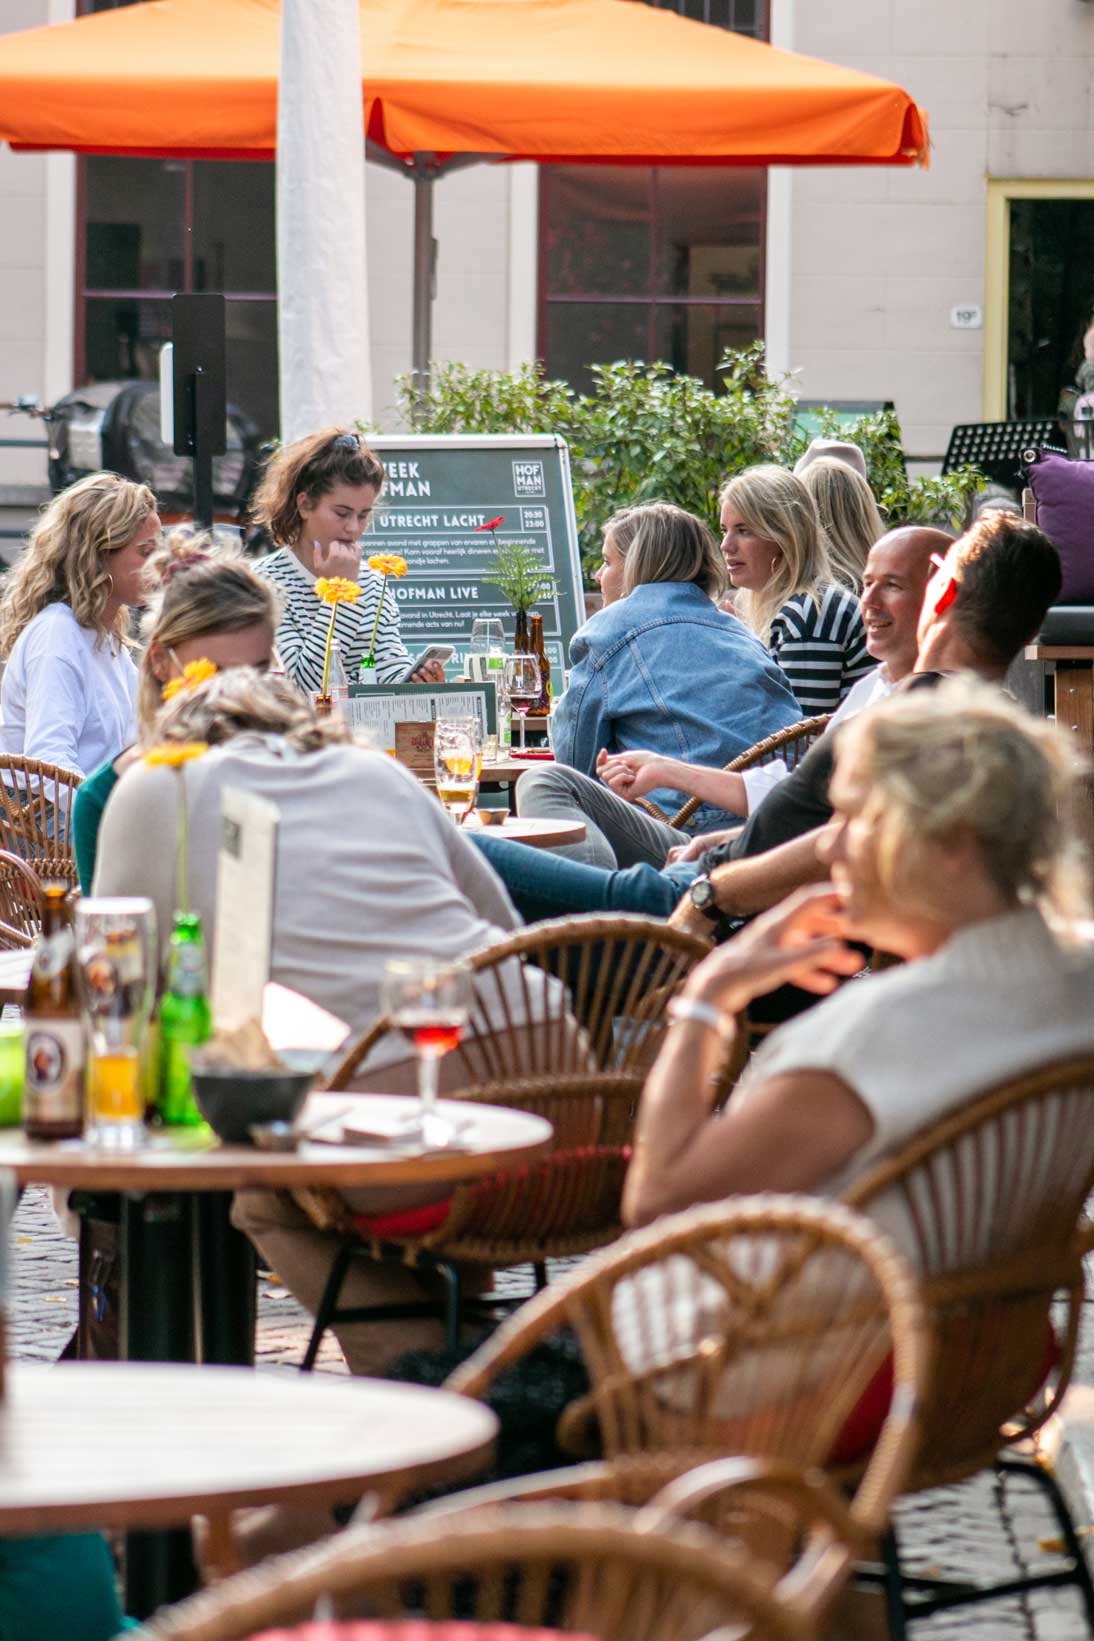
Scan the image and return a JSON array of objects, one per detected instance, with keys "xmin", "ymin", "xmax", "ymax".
[
  {"xmin": 640, "ymin": 1455, "xmax": 868, "ymax": 1551},
  {"xmin": 631, "ymin": 795, "xmax": 673, "ymax": 824},
  {"xmin": 290, "ymin": 1186, "xmax": 356, "ymax": 1235}
]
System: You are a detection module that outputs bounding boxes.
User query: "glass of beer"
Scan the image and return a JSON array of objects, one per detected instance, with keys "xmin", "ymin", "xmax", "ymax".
[
  {"xmin": 434, "ymin": 719, "xmax": 481, "ymax": 824},
  {"xmin": 75, "ymin": 898, "xmax": 157, "ymax": 1149}
]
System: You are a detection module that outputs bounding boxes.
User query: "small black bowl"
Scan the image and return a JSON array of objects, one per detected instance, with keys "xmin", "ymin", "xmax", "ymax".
[{"xmin": 190, "ymin": 1066, "xmax": 313, "ymax": 1145}]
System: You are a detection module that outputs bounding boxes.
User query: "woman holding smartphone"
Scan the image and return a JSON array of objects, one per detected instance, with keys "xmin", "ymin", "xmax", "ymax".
[{"xmin": 250, "ymin": 428, "xmax": 445, "ymax": 691}]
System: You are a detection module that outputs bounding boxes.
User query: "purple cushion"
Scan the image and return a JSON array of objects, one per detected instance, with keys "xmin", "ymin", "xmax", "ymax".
[{"xmin": 1027, "ymin": 450, "xmax": 1094, "ymax": 602}]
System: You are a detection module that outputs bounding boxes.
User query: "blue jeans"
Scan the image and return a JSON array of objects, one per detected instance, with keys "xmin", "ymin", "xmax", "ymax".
[{"xmin": 471, "ymin": 833, "xmax": 697, "ymax": 923}]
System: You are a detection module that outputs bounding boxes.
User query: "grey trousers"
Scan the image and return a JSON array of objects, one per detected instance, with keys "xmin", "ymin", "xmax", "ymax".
[{"xmin": 516, "ymin": 763, "xmax": 682, "ymax": 868}]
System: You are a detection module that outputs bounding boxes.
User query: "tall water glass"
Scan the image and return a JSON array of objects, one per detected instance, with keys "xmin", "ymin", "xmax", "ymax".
[
  {"xmin": 470, "ymin": 619, "xmax": 505, "ymax": 656},
  {"xmin": 75, "ymin": 898, "xmax": 157, "ymax": 1150},
  {"xmin": 380, "ymin": 958, "xmax": 473, "ymax": 1145}
]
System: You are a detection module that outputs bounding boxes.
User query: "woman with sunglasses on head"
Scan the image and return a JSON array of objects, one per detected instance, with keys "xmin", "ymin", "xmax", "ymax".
[
  {"xmin": 250, "ymin": 428, "xmax": 445, "ymax": 691},
  {"xmin": 0, "ymin": 472, "xmax": 160, "ymax": 777},
  {"xmin": 71, "ymin": 529, "xmax": 279, "ymax": 891}
]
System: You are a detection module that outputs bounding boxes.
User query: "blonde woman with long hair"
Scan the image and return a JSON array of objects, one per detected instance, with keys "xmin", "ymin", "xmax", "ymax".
[
  {"xmin": 0, "ymin": 472, "xmax": 159, "ymax": 776},
  {"xmin": 719, "ymin": 464, "xmax": 872, "ymax": 714},
  {"xmin": 70, "ymin": 529, "xmax": 279, "ymax": 891},
  {"xmin": 797, "ymin": 456, "xmax": 885, "ymax": 592}
]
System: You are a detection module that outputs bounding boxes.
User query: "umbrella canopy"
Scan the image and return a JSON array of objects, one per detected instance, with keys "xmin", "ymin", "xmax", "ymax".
[{"xmin": 0, "ymin": 0, "xmax": 928, "ymax": 168}]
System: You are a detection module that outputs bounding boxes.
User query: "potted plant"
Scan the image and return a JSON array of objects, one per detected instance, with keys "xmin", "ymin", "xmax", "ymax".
[{"xmin": 481, "ymin": 523, "xmax": 558, "ymax": 650}]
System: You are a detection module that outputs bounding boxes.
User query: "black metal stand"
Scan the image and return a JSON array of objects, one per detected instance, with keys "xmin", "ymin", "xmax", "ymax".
[
  {"xmin": 115, "ymin": 1190, "xmax": 257, "ymax": 1616},
  {"xmin": 194, "ymin": 1191, "xmax": 256, "ymax": 1366},
  {"xmin": 857, "ymin": 1455, "xmax": 1094, "ymax": 1631}
]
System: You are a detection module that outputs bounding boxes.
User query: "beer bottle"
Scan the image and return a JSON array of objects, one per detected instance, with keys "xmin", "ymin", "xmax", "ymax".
[
  {"xmin": 157, "ymin": 911, "xmax": 212, "ymax": 1126},
  {"xmin": 24, "ymin": 883, "xmax": 85, "ymax": 1141},
  {"xmin": 527, "ymin": 612, "xmax": 552, "ymax": 717}
]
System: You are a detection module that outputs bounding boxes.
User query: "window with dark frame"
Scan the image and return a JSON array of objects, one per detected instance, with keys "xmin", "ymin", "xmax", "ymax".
[
  {"xmin": 76, "ymin": 0, "xmax": 279, "ymax": 437},
  {"xmin": 539, "ymin": 0, "xmax": 768, "ymax": 393}
]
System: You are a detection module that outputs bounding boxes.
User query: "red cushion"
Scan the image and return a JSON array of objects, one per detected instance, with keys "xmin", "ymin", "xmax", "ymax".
[
  {"xmin": 827, "ymin": 1321, "xmax": 1061, "ymax": 1467},
  {"xmin": 351, "ymin": 1199, "xmax": 452, "ymax": 1238}
]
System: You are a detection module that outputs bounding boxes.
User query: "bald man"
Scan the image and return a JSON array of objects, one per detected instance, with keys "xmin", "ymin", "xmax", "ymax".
[{"xmin": 469, "ymin": 527, "xmax": 947, "ymax": 924}]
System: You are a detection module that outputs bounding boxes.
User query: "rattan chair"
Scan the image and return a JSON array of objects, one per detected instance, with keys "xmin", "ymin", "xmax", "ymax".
[
  {"xmin": 297, "ymin": 915, "xmax": 716, "ymax": 1371},
  {"xmin": 433, "ymin": 1195, "xmax": 925, "ymax": 1611},
  {"xmin": 632, "ymin": 714, "xmax": 832, "ymax": 831},
  {"xmin": 840, "ymin": 1054, "xmax": 1094, "ymax": 1633},
  {"xmin": 0, "ymin": 755, "xmax": 82, "ymax": 884},
  {"xmin": 0, "ymin": 849, "xmax": 44, "ymax": 948},
  {"xmin": 137, "ymin": 1502, "xmax": 815, "ymax": 1641}
]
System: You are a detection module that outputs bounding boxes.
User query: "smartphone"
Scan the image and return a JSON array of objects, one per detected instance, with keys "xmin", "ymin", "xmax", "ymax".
[{"xmin": 398, "ymin": 644, "xmax": 455, "ymax": 683}]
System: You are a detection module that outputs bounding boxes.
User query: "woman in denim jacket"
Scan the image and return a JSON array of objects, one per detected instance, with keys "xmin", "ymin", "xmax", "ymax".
[{"xmin": 535, "ymin": 503, "xmax": 801, "ymax": 866}]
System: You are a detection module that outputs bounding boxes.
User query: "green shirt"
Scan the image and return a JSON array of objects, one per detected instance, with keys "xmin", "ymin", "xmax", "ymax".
[{"xmin": 72, "ymin": 758, "xmax": 120, "ymax": 893}]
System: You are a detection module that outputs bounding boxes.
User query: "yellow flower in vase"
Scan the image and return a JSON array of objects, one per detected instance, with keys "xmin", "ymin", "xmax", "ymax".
[
  {"xmin": 314, "ymin": 578, "xmax": 363, "ymax": 697},
  {"xmin": 162, "ymin": 658, "xmax": 218, "ymax": 701},
  {"xmin": 315, "ymin": 577, "xmax": 363, "ymax": 606},
  {"xmin": 143, "ymin": 742, "xmax": 209, "ymax": 768},
  {"xmin": 363, "ymin": 555, "xmax": 409, "ymax": 671}
]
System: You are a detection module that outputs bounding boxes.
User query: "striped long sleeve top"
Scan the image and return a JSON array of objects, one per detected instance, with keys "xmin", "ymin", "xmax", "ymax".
[
  {"xmin": 253, "ymin": 548, "xmax": 412, "ymax": 691},
  {"xmin": 768, "ymin": 583, "xmax": 873, "ymax": 714}
]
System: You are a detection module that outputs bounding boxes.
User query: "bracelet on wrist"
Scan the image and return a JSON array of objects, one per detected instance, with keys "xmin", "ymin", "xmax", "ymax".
[{"xmin": 666, "ymin": 995, "xmax": 737, "ymax": 1046}]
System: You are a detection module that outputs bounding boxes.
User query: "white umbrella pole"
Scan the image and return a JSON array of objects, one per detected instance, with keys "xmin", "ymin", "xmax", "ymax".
[{"xmin": 277, "ymin": 0, "xmax": 371, "ymax": 440}]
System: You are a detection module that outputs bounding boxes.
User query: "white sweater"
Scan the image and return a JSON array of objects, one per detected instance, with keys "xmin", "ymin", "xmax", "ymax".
[
  {"xmin": 0, "ymin": 603, "xmax": 138, "ymax": 777},
  {"xmin": 254, "ymin": 548, "xmax": 411, "ymax": 690},
  {"xmin": 93, "ymin": 735, "xmax": 524, "ymax": 1032}
]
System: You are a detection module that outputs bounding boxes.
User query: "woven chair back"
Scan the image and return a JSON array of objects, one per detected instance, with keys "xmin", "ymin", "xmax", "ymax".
[
  {"xmin": 139, "ymin": 1504, "xmax": 804, "ymax": 1641},
  {"xmin": 322, "ymin": 915, "xmax": 713, "ymax": 1146},
  {"xmin": 0, "ymin": 850, "xmax": 45, "ymax": 948},
  {"xmin": 448, "ymin": 1195, "xmax": 926, "ymax": 1543},
  {"xmin": 0, "ymin": 756, "xmax": 82, "ymax": 885},
  {"xmin": 844, "ymin": 1054, "xmax": 1094, "ymax": 1488},
  {"xmin": 659, "ymin": 714, "xmax": 831, "ymax": 831}
]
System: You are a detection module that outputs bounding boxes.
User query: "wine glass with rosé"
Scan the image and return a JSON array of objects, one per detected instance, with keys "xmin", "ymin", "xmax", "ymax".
[
  {"xmin": 380, "ymin": 958, "xmax": 474, "ymax": 1145},
  {"xmin": 502, "ymin": 654, "xmax": 541, "ymax": 753}
]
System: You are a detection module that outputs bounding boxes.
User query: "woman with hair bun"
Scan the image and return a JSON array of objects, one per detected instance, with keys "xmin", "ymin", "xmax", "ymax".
[
  {"xmin": 71, "ymin": 529, "xmax": 279, "ymax": 890},
  {"xmin": 250, "ymin": 428, "xmax": 444, "ymax": 690},
  {"xmin": 0, "ymin": 471, "xmax": 160, "ymax": 776}
]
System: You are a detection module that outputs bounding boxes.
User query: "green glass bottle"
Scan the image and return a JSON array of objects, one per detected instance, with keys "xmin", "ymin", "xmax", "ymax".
[{"xmin": 157, "ymin": 912, "xmax": 212, "ymax": 1126}]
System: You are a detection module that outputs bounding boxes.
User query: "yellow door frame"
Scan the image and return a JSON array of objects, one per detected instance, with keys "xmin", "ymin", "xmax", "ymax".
[{"xmin": 985, "ymin": 178, "xmax": 1094, "ymax": 421}]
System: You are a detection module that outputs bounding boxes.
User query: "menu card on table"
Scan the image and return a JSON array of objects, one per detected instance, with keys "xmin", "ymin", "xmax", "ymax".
[{"xmin": 211, "ymin": 787, "xmax": 280, "ymax": 1031}]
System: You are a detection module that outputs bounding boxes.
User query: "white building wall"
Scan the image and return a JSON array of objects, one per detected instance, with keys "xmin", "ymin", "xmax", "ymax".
[
  {"xmin": 777, "ymin": 0, "xmax": 1094, "ymax": 458},
  {"xmin": 0, "ymin": 0, "xmax": 74, "ymax": 530}
]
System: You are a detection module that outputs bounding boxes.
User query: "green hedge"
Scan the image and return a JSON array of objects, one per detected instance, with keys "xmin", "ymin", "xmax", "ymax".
[{"xmin": 380, "ymin": 346, "xmax": 982, "ymax": 584}]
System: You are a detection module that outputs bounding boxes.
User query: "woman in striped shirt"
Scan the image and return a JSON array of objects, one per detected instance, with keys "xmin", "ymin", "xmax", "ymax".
[
  {"xmin": 720, "ymin": 464, "xmax": 872, "ymax": 714},
  {"xmin": 250, "ymin": 429, "xmax": 444, "ymax": 692}
]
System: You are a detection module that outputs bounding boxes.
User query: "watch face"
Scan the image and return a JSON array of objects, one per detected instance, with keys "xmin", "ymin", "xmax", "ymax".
[{"xmin": 690, "ymin": 877, "xmax": 715, "ymax": 911}]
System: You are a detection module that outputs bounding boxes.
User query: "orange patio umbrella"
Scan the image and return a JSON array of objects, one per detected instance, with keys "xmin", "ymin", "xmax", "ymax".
[{"xmin": 0, "ymin": 0, "xmax": 929, "ymax": 376}]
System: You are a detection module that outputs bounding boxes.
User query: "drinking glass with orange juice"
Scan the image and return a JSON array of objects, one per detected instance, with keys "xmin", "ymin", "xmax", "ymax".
[{"xmin": 75, "ymin": 898, "xmax": 157, "ymax": 1149}]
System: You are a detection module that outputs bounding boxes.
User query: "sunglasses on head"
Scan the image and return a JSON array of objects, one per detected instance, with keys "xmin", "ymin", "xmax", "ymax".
[{"xmin": 332, "ymin": 433, "xmax": 360, "ymax": 453}]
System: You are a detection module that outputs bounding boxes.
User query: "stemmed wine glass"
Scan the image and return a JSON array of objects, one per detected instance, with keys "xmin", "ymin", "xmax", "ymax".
[
  {"xmin": 503, "ymin": 654, "xmax": 541, "ymax": 753},
  {"xmin": 380, "ymin": 958, "xmax": 474, "ymax": 1145}
]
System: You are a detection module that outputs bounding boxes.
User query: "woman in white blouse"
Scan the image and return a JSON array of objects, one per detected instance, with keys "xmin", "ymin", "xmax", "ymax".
[
  {"xmin": 0, "ymin": 472, "xmax": 160, "ymax": 776},
  {"xmin": 250, "ymin": 428, "xmax": 444, "ymax": 692}
]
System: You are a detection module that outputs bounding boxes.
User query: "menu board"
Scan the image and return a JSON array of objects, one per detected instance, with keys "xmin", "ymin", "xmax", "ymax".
[{"xmin": 366, "ymin": 435, "xmax": 585, "ymax": 680}]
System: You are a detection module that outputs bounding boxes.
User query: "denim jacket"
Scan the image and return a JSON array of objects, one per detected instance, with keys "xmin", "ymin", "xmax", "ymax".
[{"xmin": 550, "ymin": 580, "xmax": 802, "ymax": 830}]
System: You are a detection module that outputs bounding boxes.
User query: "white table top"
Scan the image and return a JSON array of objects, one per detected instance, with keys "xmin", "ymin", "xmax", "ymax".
[
  {"xmin": 0, "ymin": 1092, "xmax": 553, "ymax": 1191},
  {"xmin": 0, "ymin": 1363, "xmax": 498, "ymax": 1533}
]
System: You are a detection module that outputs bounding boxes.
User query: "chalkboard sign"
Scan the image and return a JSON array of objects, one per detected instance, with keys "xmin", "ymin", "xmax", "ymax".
[{"xmin": 366, "ymin": 435, "xmax": 585, "ymax": 680}]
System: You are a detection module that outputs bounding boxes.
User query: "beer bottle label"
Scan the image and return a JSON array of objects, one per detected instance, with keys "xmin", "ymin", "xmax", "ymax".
[
  {"xmin": 25, "ymin": 1022, "xmax": 84, "ymax": 1123},
  {"xmin": 31, "ymin": 929, "xmax": 74, "ymax": 983}
]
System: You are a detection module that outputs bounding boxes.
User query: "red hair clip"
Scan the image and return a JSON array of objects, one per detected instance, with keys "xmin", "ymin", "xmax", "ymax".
[{"xmin": 929, "ymin": 551, "xmax": 959, "ymax": 614}]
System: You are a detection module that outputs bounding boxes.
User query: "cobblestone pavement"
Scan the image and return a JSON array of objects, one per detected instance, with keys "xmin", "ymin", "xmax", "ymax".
[{"xmin": 10, "ymin": 1186, "xmax": 1094, "ymax": 1638}]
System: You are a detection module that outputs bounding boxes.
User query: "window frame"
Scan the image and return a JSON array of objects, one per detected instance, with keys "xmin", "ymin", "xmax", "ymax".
[{"xmin": 536, "ymin": 0, "xmax": 770, "ymax": 386}]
